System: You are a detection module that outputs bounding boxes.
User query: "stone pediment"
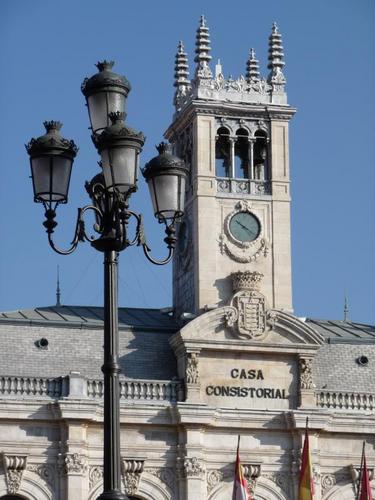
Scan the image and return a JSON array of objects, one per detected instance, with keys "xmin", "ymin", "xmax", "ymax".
[
  {"xmin": 170, "ymin": 307, "xmax": 324, "ymax": 355},
  {"xmin": 170, "ymin": 306, "xmax": 323, "ymax": 410}
]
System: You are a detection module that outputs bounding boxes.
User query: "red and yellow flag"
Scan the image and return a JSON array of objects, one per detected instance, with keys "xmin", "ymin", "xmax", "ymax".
[
  {"xmin": 298, "ymin": 424, "xmax": 314, "ymax": 500},
  {"xmin": 359, "ymin": 452, "xmax": 373, "ymax": 500},
  {"xmin": 232, "ymin": 436, "xmax": 252, "ymax": 500}
]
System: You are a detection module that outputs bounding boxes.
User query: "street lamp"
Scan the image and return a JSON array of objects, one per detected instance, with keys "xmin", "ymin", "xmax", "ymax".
[{"xmin": 26, "ymin": 61, "xmax": 187, "ymax": 500}]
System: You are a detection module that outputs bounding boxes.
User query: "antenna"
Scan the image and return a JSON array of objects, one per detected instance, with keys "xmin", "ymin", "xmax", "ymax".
[
  {"xmin": 56, "ymin": 265, "xmax": 61, "ymax": 307},
  {"xmin": 344, "ymin": 294, "xmax": 349, "ymax": 322}
]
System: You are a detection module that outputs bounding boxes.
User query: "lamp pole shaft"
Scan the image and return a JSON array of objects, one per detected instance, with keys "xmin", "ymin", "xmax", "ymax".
[{"xmin": 98, "ymin": 250, "xmax": 127, "ymax": 500}]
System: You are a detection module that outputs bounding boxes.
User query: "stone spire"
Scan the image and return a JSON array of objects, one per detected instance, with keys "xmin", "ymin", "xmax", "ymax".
[
  {"xmin": 194, "ymin": 15, "xmax": 212, "ymax": 80},
  {"xmin": 246, "ymin": 48, "xmax": 260, "ymax": 82},
  {"xmin": 174, "ymin": 41, "xmax": 191, "ymax": 110},
  {"xmin": 174, "ymin": 41, "xmax": 190, "ymax": 93},
  {"xmin": 267, "ymin": 22, "xmax": 286, "ymax": 85}
]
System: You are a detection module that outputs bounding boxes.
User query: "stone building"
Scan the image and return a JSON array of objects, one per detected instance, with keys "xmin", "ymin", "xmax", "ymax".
[{"xmin": 0, "ymin": 17, "xmax": 374, "ymax": 500}]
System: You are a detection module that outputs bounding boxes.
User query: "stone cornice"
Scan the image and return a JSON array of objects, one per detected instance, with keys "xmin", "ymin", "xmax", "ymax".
[{"xmin": 165, "ymin": 100, "xmax": 297, "ymax": 138}]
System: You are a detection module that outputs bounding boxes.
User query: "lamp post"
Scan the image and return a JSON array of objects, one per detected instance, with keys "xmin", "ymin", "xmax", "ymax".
[{"xmin": 26, "ymin": 61, "xmax": 187, "ymax": 500}]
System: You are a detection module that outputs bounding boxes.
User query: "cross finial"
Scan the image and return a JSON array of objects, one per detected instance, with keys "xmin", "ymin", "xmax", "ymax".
[
  {"xmin": 56, "ymin": 265, "xmax": 61, "ymax": 307},
  {"xmin": 344, "ymin": 295, "xmax": 349, "ymax": 322}
]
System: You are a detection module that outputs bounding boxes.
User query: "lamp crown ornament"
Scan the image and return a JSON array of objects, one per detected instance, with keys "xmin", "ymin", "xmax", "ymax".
[
  {"xmin": 109, "ymin": 111, "xmax": 126, "ymax": 124},
  {"xmin": 43, "ymin": 120, "xmax": 62, "ymax": 132},
  {"xmin": 156, "ymin": 142, "xmax": 171, "ymax": 155},
  {"xmin": 231, "ymin": 271, "xmax": 264, "ymax": 292},
  {"xmin": 81, "ymin": 60, "xmax": 131, "ymax": 96},
  {"xmin": 96, "ymin": 60, "xmax": 115, "ymax": 71},
  {"xmin": 25, "ymin": 121, "xmax": 78, "ymax": 157}
]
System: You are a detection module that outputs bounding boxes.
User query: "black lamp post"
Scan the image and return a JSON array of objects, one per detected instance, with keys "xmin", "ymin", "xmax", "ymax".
[{"xmin": 26, "ymin": 61, "xmax": 187, "ymax": 500}]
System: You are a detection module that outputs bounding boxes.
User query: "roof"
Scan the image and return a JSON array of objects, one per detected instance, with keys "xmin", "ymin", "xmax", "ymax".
[
  {"xmin": 1, "ymin": 307, "xmax": 374, "ymax": 343},
  {"xmin": 305, "ymin": 318, "xmax": 375, "ymax": 344},
  {"xmin": 0, "ymin": 305, "xmax": 178, "ymax": 332},
  {"xmin": 0, "ymin": 307, "xmax": 374, "ymax": 392}
]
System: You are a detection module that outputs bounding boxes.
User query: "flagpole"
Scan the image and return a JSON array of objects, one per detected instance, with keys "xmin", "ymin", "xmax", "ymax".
[{"xmin": 356, "ymin": 441, "xmax": 366, "ymax": 500}]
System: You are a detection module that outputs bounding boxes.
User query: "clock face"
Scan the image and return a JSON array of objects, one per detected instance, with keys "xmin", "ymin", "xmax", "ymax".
[{"xmin": 229, "ymin": 211, "xmax": 260, "ymax": 242}]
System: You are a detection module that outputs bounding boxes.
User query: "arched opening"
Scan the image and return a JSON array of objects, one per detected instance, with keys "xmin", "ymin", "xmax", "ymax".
[
  {"xmin": 253, "ymin": 130, "xmax": 268, "ymax": 181},
  {"xmin": 215, "ymin": 127, "xmax": 231, "ymax": 177},
  {"xmin": 234, "ymin": 128, "xmax": 249, "ymax": 179},
  {"xmin": 0, "ymin": 495, "xmax": 28, "ymax": 500}
]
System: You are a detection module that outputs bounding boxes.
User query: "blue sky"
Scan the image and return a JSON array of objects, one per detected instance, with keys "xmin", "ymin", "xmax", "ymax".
[{"xmin": 0, "ymin": 0, "xmax": 374, "ymax": 324}]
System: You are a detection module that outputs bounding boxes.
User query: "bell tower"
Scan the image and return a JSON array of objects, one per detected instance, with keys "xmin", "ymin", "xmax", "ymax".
[{"xmin": 165, "ymin": 17, "xmax": 296, "ymax": 319}]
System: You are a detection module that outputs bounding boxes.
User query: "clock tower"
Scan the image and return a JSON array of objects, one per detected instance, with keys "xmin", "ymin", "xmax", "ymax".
[{"xmin": 165, "ymin": 17, "xmax": 296, "ymax": 319}]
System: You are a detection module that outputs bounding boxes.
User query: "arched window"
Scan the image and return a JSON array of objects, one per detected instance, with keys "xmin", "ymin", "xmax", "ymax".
[
  {"xmin": 234, "ymin": 128, "xmax": 249, "ymax": 179},
  {"xmin": 215, "ymin": 127, "xmax": 231, "ymax": 177},
  {"xmin": 253, "ymin": 130, "xmax": 268, "ymax": 181}
]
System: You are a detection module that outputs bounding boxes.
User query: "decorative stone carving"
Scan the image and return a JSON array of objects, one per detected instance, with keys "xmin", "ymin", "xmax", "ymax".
[
  {"xmin": 225, "ymin": 271, "xmax": 267, "ymax": 340},
  {"xmin": 121, "ymin": 459, "xmax": 144, "ymax": 496},
  {"xmin": 2, "ymin": 454, "xmax": 28, "ymax": 494},
  {"xmin": 28, "ymin": 463, "xmax": 55, "ymax": 489},
  {"xmin": 207, "ymin": 469, "xmax": 223, "ymax": 493},
  {"xmin": 184, "ymin": 457, "xmax": 205, "ymax": 478},
  {"xmin": 186, "ymin": 352, "xmax": 199, "ymax": 384},
  {"xmin": 61, "ymin": 453, "xmax": 88, "ymax": 475},
  {"xmin": 299, "ymin": 357, "xmax": 314, "ymax": 389},
  {"xmin": 89, "ymin": 465, "xmax": 103, "ymax": 490},
  {"xmin": 144, "ymin": 467, "xmax": 175, "ymax": 492},
  {"xmin": 242, "ymin": 463, "xmax": 261, "ymax": 497},
  {"xmin": 321, "ymin": 473, "xmax": 336, "ymax": 495},
  {"xmin": 220, "ymin": 201, "xmax": 269, "ymax": 263}
]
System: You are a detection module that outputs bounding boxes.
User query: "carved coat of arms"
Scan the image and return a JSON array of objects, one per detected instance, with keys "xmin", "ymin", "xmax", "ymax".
[{"xmin": 225, "ymin": 271, "xmax": 267, "ymax": 339}]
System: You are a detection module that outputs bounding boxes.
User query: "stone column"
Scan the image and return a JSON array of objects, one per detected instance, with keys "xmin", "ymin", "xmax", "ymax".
[
  {"xmin": 59, "ymin": 423, "xmax": 88, "ymax": 500},
  {"xmin": 178, "ymin": 427, "xmax": 206, "ymax": 500}
]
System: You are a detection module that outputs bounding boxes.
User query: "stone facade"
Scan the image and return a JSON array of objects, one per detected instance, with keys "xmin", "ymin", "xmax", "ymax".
[{"xmin": 0, "ymin": 17, "xmax": 374, "ymax": 500}]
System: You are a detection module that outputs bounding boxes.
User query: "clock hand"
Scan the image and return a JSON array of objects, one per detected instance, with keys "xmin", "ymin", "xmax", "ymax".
[{"xmin": 236, "ymin": 220, "xmax": 255, "ymax": 235}]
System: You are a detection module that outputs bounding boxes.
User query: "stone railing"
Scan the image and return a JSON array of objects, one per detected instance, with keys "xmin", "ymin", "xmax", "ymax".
[
  {"xmin": 0, "ymin": 375, "xmax": 63, "ymax": 398},
  {"xmin": 217, "ymin": 178, "xmax": 271, "ymax": 196},
  {"xmin": 87, "ymin": 378, "xmax": 183, "ymax": 403},
  {"xmin": 0, "ymin": 375, "xmax": 183, "ymax": 403},
  {"xmin": 316, "ymin": 390, "xmax": 375, "ymax": 411}
]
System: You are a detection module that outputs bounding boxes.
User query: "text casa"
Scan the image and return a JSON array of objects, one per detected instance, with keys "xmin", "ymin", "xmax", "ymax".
[{"xmin": 231, "ymin": 368, "xmax": 264, "ymax": 380}]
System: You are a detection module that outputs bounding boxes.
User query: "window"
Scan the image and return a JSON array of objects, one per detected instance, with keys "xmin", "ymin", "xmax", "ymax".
[
  {"xmin": 215, "ymin": 127, "xmax": 231, "ymax": 177},
  {"xmin": 234, "ymin": 128, "xmax": 249, "ymax": 179}
]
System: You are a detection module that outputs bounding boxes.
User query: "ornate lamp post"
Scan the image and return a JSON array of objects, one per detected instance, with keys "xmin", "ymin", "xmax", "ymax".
[{"xmin": 26, "ymin": 61, "xmax": 187, "ymax": 500}]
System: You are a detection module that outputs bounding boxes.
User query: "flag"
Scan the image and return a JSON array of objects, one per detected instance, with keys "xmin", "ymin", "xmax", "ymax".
[
  {"xmin": 358, "ymin": 448, "xmax": 373, "ymax": 500},
  {"xmin": 232, "ymin": 436, "xmax": 252, "ymax": 500},
  {"xmin": 298, "ymin": 423, "xmax": 314, "ymax": 500}
]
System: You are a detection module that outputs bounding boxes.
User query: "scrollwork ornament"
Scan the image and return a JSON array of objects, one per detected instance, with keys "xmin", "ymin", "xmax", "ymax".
[
  {"xmin": 207, "ymin": 470, "xmax": 223, "ymax": 493},
  {"xmin": 89, "ymin": 466, "xmax": 103, "ymax": 490},
  {"xmin": 144, "ymin": 467, "xmax": 175, "ymax": 492},
  {"xmin": 28, "ymin": 463, "xmax": 55, "ymax": 489},
  {"xmin": 321, "ymin": 473, "xmax": 336, "ymax": 495}
]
